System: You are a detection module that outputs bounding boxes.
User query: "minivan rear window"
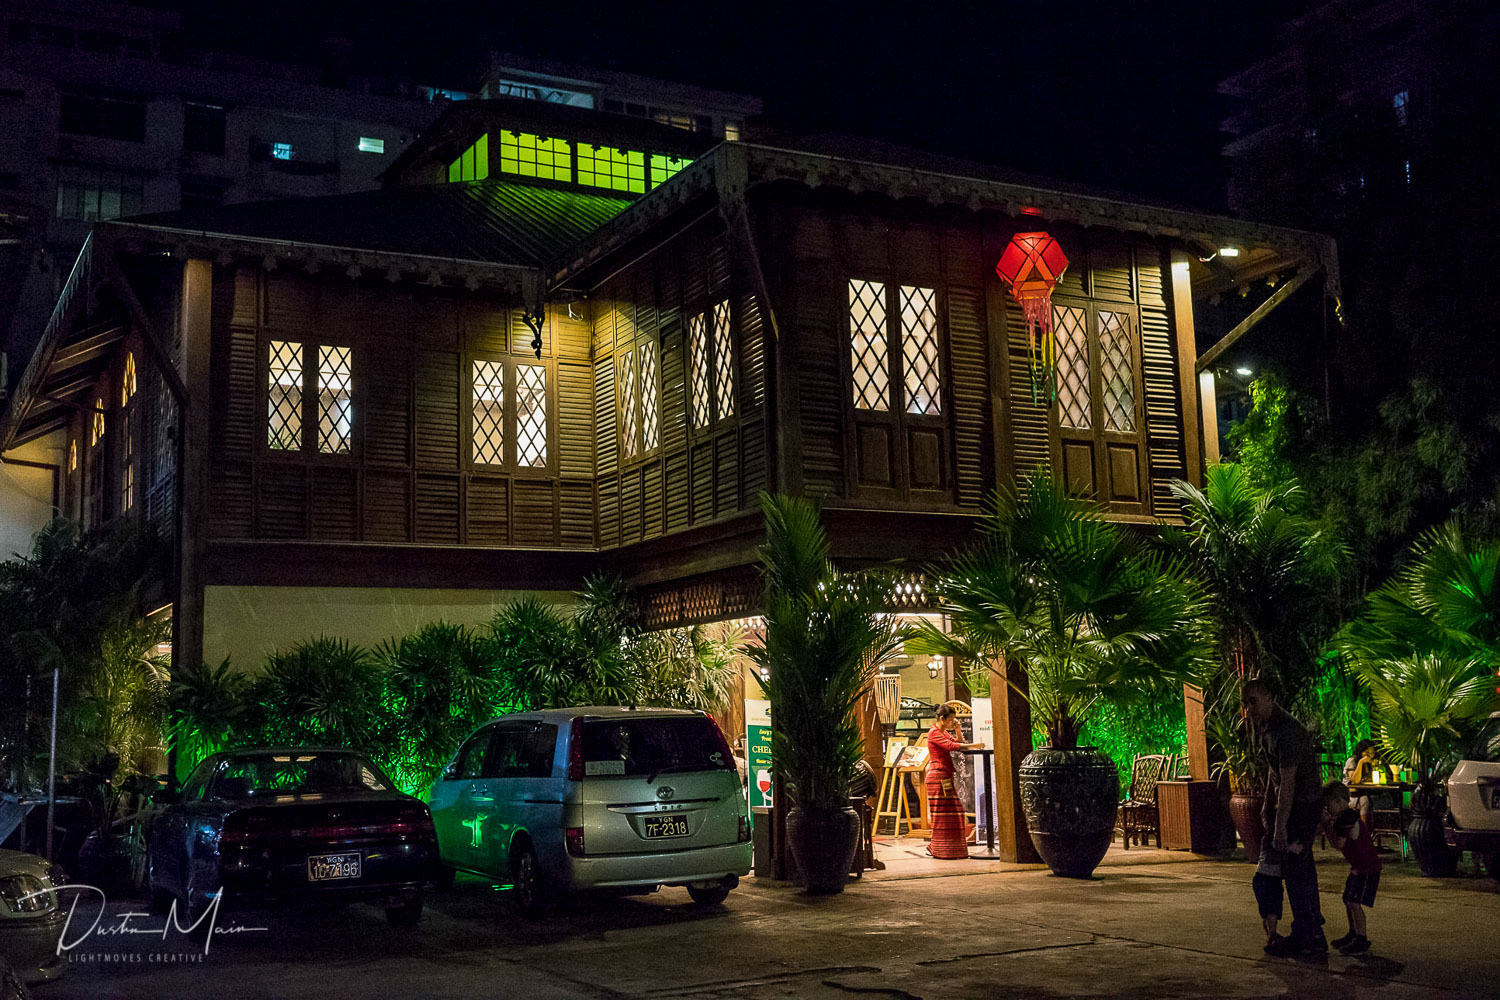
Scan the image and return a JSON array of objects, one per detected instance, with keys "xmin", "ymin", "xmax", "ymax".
[{"xmin": 579, "ymin": 717, "xmax": 731, "ymax": 778}]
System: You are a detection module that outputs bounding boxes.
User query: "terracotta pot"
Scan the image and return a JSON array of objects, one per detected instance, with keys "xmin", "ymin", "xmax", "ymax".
[
  {"xmin": 1227, "ymin": 792, "xmax": 1264, "ymax": 863},
  {"xmin": 785, "ymin": 806, "xmax": 859, "ymax": 893},
  {"xmin": 1018, "ymin": 746, "xmax": 1118, "ymax": 879},
  {"xmin": 1408, "ymin": 815, "xmax": 1458, "ymax": 877}
]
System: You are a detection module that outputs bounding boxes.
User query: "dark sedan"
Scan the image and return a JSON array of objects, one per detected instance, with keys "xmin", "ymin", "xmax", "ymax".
[{"xmin": 147, "ymin": 749, "xmax": 438, "ymax": 931}]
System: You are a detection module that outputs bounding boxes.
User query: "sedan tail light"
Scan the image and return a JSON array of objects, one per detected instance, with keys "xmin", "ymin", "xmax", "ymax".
[{"xmin": 565, "ymin": 827, "xmax": 586, "ymax": 857}]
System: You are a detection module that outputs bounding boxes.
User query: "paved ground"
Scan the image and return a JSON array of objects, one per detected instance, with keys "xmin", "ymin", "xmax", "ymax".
[{"xmin": 30, "ymin": 847, "xmax": 1500, "ymax": 999}]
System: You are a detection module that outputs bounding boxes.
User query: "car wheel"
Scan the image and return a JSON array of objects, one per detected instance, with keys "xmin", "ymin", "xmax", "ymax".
[
  {"xmin": 1484, "ymin": 852, "xmax": 1500, "ymax": 881},
  {"xmin": 512, "ymin": 843, "xmax": 547, "ymax": 918},
  {"xmin": 686, "ymin": 882, "xmax": 732, "ymax": 905},
  {"xmin": 435, "ymin": 863, "xmax": 456, "ymax": 891},
  {"xmin": 386, "ymin": 894, "xmax": 424, "ymax": 927}
]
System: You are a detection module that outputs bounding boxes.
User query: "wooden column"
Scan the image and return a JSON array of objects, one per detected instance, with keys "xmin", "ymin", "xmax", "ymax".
[
  {"xmin": 1183, "ymin": 683, "xmax": 1210, "ymax": 781},
  {"xmin": 173, "ymin": 258, "xmax": 213, "ymax": 780},
  {"xmin": 988, "ymin": 656, "xmax": 1041, "ymax": 863},
  {"xmin": 1168, "ymin": 251, "xmax": 1205, "ymax": 485}
]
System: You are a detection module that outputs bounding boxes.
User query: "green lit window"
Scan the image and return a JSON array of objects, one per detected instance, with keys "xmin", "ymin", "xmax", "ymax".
[
  {"xmin": 650, "ymin": 154, "xmax": 691, "ymax": 187},
  {"xmin": 498, "ymin": 131, "xmax": 572, "ymax": 182},
  {"xmin": 576, "ymin": 144, "xmax": 645, "ymax": 193},
  {"xmin": 448, "ymin": 133, "xmax": 490, "ymax": 182}
]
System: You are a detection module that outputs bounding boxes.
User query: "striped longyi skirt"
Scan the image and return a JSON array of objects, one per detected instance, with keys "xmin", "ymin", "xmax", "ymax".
[{"xmin": 926, "ymin": 768, "xmax": 969, "ymax": 859}]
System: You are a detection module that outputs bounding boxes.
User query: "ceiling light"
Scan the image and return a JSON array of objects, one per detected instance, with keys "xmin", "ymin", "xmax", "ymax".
[
  {"xmin": 1236, "ymin": 367, "xmax": 1253, "ymax": 377},
  {"xmin": 1218, "ymin": 247, "xmax": 1241, "ymax": 257}
]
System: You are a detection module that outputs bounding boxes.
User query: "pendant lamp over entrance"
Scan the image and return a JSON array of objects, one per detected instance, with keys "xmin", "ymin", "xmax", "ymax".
[{"xmin": 996, "ymin": 231, "xmax": 1069, "ymax": 402}]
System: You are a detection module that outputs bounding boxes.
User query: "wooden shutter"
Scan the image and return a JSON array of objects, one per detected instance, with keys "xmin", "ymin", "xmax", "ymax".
[
  {"xmin": 414, "ymin": 351, "xmax": 460, "ymax": 470},
  {"xmin": 1139, "ymin": 243, "xmax": 1186, "ymax": 518},
  {"xmin": 948, "ymin": 285, "xmax": 991, "ymax": 508}
]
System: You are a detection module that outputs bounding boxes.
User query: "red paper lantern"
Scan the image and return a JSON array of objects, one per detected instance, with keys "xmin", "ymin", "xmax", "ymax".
[{"xmin": 996, "ymin": 231, "xmax": 1069, "ymax": 400}]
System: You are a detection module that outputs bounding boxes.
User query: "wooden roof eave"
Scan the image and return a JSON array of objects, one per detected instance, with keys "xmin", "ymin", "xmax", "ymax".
[{"xmin": 550, "ymin": 143, "xmax": 1339, "ymax": 302}]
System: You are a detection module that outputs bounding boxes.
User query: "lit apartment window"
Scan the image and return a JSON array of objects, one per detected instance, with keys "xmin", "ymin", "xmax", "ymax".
[
  {"xmin": 472, "ymin": 359, "xmax": 505, "ymax": 465},
  {"xmin": 120, "ymin": 409, "xmax": 135, "ymax": 513},
  {"xmin": 618, "ymin": 339, "xmax": 658, "ymax": 459},
  {"xmin": 688, "ymin": 313, "xmax": 711, "ymax": 430},
  {"xmin": 499, "ymin": 131, "xmax": 571, "ymax": 182},
  {"xmin": 317, "ymin": 346, "xmax": 353, "ymax": 454},
  {"xmin": 68, "ymin": 440, "xmax": 77, "ymax": 473},
  {"xmin": 1393, "ymin": 90, "xmax": 1409, "ymax": 126},
  {"xmin": 271, "ymin": 142, "xmax": 294, "ymax": 161},
  {"xmin": 1097, "ymin": 311, "xmax": 1136, "ymax": 433},
  {"xmin": 267, "ymin": 340, "xmax": 303, "ymax": 450},
  {"xmin": 448, "ymin": 134, "xmax": 489, "ymax": 182},
  {"xmin": 90, "ymin": 397, "xmax": 105, "ymax": 446},
  {"xmin": 637, "ymin": 343, "xmax": 659, "ymax": 452},
  {"xmin": 619, "ymin": 348, "xmax": 639, "ymax": 460},
  {"xmin": 516, "ymin": 365, "xmax": 548, "ymax": 467},
  {"xmin": 358, "ymin": 137, "xmax": 385, "ymax": 154},
  {"xmin": 55, "ymin": 165, "xmax": 143, "ymax": 221},
  {"xmin": 724, "ymin": 121, "xmax": 742, "ymax": 142},
  {"xmin": 650, "ymin": 109, "xmax": 696, "ymax": 131},
  {"xmin": 576, "ymin": 144, "xmax": 645, "ymax": 194},
  {"xmin": 649, "ymin": 154, "xmax": 691, "ymax": 187},
  {"xmin": 848, "ymin": 279, "xmax": 943, "ymax": 414},
  {"xmin": 1054, "ymin": 306, "xmax": 1090, "ymax": 430},
  {"xmin": 1054, "ymin": 304, "xmax": 1138, "ymax": 433},
  {"xmin": 121, "ymin": 352, "xmax": 137, "ymax": 404}
]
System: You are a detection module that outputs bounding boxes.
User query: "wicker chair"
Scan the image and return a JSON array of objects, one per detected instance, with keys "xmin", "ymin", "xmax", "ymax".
[{"xmin": 1116, "ymin": 754, "xmax": 1170, "ymax": 849}]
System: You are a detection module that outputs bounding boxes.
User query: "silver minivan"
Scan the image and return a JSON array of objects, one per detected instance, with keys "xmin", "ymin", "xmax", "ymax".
[{"xmin": 426, "ymin": 707, "xmax": 752, "ymax": 914}]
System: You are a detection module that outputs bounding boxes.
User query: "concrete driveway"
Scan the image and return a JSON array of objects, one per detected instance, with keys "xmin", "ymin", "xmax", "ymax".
[{"xmin": 31, "ymin": 848, "xmax": 1500, "ymax": 999}]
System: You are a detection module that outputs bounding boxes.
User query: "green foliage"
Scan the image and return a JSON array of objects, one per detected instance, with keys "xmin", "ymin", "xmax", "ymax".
[
  {"xmin": 242, "ymin": 637, "xmax": 384, "ymax": 752},
  {"xmin": 1080, "ymin": 690, "xmax": 1187, "ymax": 780},
  {"xmin": 910, "ymin": 469, "xmax": 1213, "ymax": 748},
  {"xmin": 628, "ymin": 624, "xmax": 743, "ymax": 718},
  {"xmin": 1226, "ymin": 373, "xmax": 1302, "ymax": 495},
  {"xmin": 748, "ymin": 493, "xmax": 900, "ymax": 813},
  {"xmin": 375, "ymin": 621, "xmax": 501, "ymax": 794},
  {"xmin": 489, "ymin": 596, "xmax": 636, "ymax": 710},
  {"xmin": 167, "ymin": 657, "xmax": 249, "ymax": 772}
]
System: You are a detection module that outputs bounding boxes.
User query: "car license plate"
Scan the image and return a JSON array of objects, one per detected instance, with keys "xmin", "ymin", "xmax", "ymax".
[
  {"xmin": 307, "ymin": 852, "xmax": 362, "ymax": 881},
  {"xmin": 1490, "ymin": 786, "xmax": 1500, "ymax": 809},
  {"xmin": 643, "ymin": 815, "xmax": 690, "ymax": 839}
]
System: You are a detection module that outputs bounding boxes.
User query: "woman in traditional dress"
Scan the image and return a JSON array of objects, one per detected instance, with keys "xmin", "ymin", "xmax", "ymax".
[{"xmin": 926, "ymin": 704, "xmax": 985, "ymax": 859}]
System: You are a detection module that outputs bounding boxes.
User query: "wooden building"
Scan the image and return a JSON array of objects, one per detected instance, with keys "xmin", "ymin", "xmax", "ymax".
[{"xmin": 0, "ymin": 99, "xmax": 1337, "ymax": 856}]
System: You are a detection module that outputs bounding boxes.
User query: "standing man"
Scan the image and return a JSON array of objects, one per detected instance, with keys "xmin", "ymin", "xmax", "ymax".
[{"xmin": 1243, "ymin": 678, "xmax": 1327, "ymax": 956}]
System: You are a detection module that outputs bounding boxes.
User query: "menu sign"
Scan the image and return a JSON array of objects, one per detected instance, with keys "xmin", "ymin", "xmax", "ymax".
[{"xmin": 745, "ymin": 698, "xmax": 774, "ymax": 813}]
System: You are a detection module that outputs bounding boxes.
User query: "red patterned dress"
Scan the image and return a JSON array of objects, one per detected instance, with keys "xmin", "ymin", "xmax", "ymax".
[{"xmin": 925, "ymin": 726, "xmax": 969, "ymax": 859}]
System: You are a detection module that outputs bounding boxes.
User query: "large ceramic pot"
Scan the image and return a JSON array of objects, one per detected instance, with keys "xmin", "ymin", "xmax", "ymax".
[
  {"xmin": 1407, "ymin": 814, "xmax": 1458, "ymax": 877},
  {"xmin": 785, "ymin": 806, "xmax": 859, "ymax": 893},
  {"xmin": 1018, "ymin": 746, "xmax": 1118, "ymax": 878},
  {"xmin": 1227, "ymin": 792, "xmax": 1265, "ymax": 863},
  {"xmin": 77, "ymin": 831, "xmax": 133, "ymax": 892}
]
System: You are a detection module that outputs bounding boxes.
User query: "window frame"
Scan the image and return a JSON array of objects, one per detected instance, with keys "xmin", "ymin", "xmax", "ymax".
[
  {"xmin": 464, "ymin": 351, "xmax": 556, "ymax": 476},
  {"xmin": 686, "ymin": 298, "xmax": 739, "ymax": 439},
  {"xmin": 259, "ymin": 335, "xmax": 358, "ymax": 462},
  {"xmin": 845, "ymin": 276, "xmax": 948, "ymax": 424},
  {"xmin": 616, "ymin": 335, "xmax": 660, "ymax": 465}
]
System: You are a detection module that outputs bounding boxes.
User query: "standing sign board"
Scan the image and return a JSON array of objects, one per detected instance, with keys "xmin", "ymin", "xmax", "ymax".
[
  {"xmin": 971, "ymin": 697, "xmax": 1000, "ymax": 838},
  {"xmin": 745, "ymin": 698, "xmax": 773, "ymax": 813}
]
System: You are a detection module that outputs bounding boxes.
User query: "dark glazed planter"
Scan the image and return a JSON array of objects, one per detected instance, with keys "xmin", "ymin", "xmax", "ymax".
[
  {"xmin": 78, "ymin": 832, "xmax": 133, "ymax": 892},
  {"xmin": 785, "ymin": 806, "xmax": 859, "ymax": 893},
  {"xmin": 1408, "ymin": 815, "xmax": 1458, "ymax": 877},
  {"xmin": 1227, "ymin": 792, "xmax": 1265, "ymax": 863},
  {"xmin": 1018, "ymin": 746, "xmax": 1119, "ymax": 878}
]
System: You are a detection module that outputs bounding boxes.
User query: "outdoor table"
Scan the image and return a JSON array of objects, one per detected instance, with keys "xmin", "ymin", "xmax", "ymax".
[{"xmin": 958, "ymin": 748, "xmax": 1003, "ymax": 860}]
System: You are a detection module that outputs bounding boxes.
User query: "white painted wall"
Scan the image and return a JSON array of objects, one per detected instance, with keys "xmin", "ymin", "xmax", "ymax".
[{"xmin": 0, "ymin": 430, "xmax": 63, "ymax": 563}]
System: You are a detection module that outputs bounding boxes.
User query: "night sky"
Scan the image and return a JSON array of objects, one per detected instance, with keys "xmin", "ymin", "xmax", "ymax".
[{"xmin": 163, "ymin": 0, "xmax": 1313, "ymax": 213}]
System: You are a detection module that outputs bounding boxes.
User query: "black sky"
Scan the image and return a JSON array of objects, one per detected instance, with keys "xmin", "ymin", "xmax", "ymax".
[{"xmin": 164, "ymin": 0, "xmax": 1314, "ymax": 212}]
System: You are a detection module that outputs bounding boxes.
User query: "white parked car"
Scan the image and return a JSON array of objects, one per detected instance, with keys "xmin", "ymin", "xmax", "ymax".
[
  {"xmin": 1445, "ymin": 717, "xmax": 1500, "ymax": 879},
  {"xmin": 426, "ymin": 707, "xmax": 752, "ymax": 914}
]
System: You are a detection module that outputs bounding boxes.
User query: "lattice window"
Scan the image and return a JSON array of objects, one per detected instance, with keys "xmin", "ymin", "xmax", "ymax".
[
  {"xmin": 317, "ymin": 345, "xmax": 353, "ymax": 454},
  {"xmin": 688, "ymin": 312, "xmax": 710, "ymax": 430},
  {"xmin": 121, "ymin": 351, "xmax": 136, "ymax": 404},
  {"xmin": 1098, "ymin": 310, "xmax": 1136, "ymax": 433},
  {"xmin": 712, "ymin": 300, "xmax": 735, "ymax": 421},
  {"xmin": 267, "ymin": 340, "xmax": 302, "ymax": 450},
  {"xmin": 516, "ymin": 365, "xmax": 548, "ymax": 467},
  {"xmin": 120, "ymin": 408, "xmax": 134, "ymax": 513},
  {"xmin": 90, "ymin": 398, "xmax": 104, "ymax": 446},
  {"xmin": 471, "ymin": 359, "xmax": 505, "ymax": 465},
  {"xmin": 849, "ymin": 279, "xmax": 889, "ymax": 411},
  {"xmin": 638, "ymin": 342, "xmax": 659, "ymax": 451},
  {"xmin": 576, "ymin": 144, "xmax": 646, "ymax": 193},
  {"xmin": 900, "ymin": 285, "xmax": 941, "ymax": 415},
  {"xmin": 1053, "ymin": 305, "xmax": 1091, "ymax": 430},
  {"xmin": 650, "ymin": 154, "xmax": 691, "ymax": 186},
  {"xmin": 619, "ymin": 349, "xmax": 639, "ymax": 459},
  {"xmin": 499, "ymin": 131, "xmax": 572, "ymax": 182}
]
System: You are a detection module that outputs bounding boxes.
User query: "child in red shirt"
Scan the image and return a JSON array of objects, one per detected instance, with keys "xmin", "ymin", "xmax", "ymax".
[{"xmin": 1323, "ymin": 780, "xmax": 1383, "ymax": 955}]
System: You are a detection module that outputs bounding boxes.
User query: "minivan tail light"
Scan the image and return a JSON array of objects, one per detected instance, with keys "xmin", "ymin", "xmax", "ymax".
[
  {"xmin": 738, "ymin": 814, "xmax": 751, "ymax": 843},
  {"xmin": 567, "ymin": 718, "xmax": 586, "ymax": 781},
  {"xmin": 565, "ymin": 827, "xmax": 586, "ymax": 857}
]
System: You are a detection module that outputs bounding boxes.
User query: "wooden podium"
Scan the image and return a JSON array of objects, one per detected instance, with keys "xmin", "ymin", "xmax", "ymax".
[{"xmin": 1157, "ymin": 780, "xmax": 1231, "ymax": 852}]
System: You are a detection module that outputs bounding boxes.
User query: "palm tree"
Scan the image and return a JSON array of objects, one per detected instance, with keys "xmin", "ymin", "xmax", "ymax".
[
  {"xmin": 747, "ymin": 492, "xmax": 899, "ymax": 890},
  {"xmin": 911, "ymin": 469, "xmax": 1212, "ymax": 748}
]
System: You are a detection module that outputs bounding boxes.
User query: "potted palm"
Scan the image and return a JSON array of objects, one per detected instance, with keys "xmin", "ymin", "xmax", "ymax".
[
  {"xmin": 910, "ymin": 471, "xmax": 1212, "ymax": 877},
  {"xmin": 747, "ymin": 494, "xmax": 899, "ymax": 893},
  {"xmin": 1338, "ymin": 522, "xmax": 1500, "ymax": 875}
]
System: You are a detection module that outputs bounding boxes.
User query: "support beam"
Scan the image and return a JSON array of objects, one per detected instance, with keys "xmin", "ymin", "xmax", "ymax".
[
  {"xmin": 1183, "ymin": 683, "xmax": 1209, "ymax": 782},
  {"xmin": 1195, "ymin": 266, "xmax": 1319, "ymax": 374},
  {"xmin": 988, "ymin": 656, "xmax": 1041, "ymax": 863},
  {"xmin": 1198, "ymin": 371, "xmax": 1221, "ymax": 467},
  {"xmin": 1169, "ymin": 252, "xmax": 1203, "ymax": 486}
]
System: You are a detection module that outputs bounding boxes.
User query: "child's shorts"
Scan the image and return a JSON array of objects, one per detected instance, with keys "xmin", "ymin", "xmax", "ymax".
[
  {"xmin": 1252, "ymin": 872, "xmax": 1283, "ymax": 918},
  {"xmin": 1343, "ymin": 870, "xmax": 1380, "ymax": 907}
]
